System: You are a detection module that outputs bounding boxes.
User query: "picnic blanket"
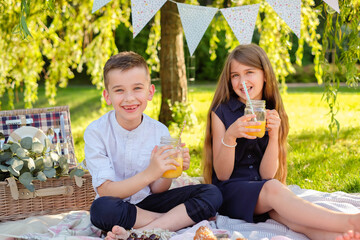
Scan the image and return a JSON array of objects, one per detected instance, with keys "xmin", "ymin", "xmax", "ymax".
[{"xmin": 0, "ymin": 184, "xmax": 359, "ymax": 240}]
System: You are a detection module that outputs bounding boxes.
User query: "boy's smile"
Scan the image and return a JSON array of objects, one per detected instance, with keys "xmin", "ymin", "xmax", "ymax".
[{"xmin": 103, "ymin": 67, "xmax": 155, "ymax": 131}]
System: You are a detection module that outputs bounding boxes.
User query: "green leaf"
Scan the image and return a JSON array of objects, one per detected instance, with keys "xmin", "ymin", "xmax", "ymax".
[
  {"xmin": 70, "ymin": 168, "xmax": 85, "ymax": 178},
  {"xmin": 20, "ymin": 137, "xmax": 33, "ymax": 150},
  {"xmin": 43, "ymin": 168, "xmax": 56, "ymax": 178},
  {"xmin": 8, "ymin": 166, "xmax": 20, "ymax": 176},
  {"xmin": 27, "ymin": 157, "xmax": 35, "ymax": 172},
  {"xmin": 10, "ymin": 142, "xmax": 21, "ymax": 153},
  {"xmin": 12, "ymin": 158, "xmax": 24, "ymax": 172},
  {"xmin": 24, "ymin": 183, "xmax": 35, "ymax": 192},
  {"xmin": 20, "ymin": 15, "xmax": 32, "ymax": 38},
  {"xmin": 34, "ymin": 157, "xmax": 44, "ymax": 171},
  {"xmin": 2, "ymin": 144, "xmax": 11, "ymax": 151},
  {"xmin": 50, "ymin": 152, "xmax": 60, "ymax": 162},
  {"xmin": 43, "ymin": 155, "xmax": 53, "ymax": 168},
  {"xmin": 16, "ymin": 147, "xmax": 27, "ymax": 159},
  {"xmin": 36, "ymin": 171, "xmax": 47, "ymax": 181},
  {"xmin": 0, "ymin": 151, "xmax": 12, "ymax": 162},
  {"xmin": 0, "ymin": 165, "xmax": 9, "ymax": 172},
  {"xmin": 32, "ymin": 142, "xmax": 44, "ymax": 154},
  {"xmin": 19, "ymin": 172, "xmax": 33, "ymax": 186}
]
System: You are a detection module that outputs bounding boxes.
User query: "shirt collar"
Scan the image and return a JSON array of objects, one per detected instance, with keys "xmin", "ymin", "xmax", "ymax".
[
  {"xmin": 111, "ymin": 111, "xmax": 147, "ymax": 134},
  {"xmin": 228, "ymin": 95, "xmax": 246, "ymax": 112}
]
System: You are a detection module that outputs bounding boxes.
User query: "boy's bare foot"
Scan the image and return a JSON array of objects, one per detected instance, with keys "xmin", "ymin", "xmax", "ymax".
[
  {"xmin": 105, "ymin": 225, "xmax": 129, "ymax": 240},
  {"xmin": 335, "ymin": 230, "xmax": 360, "ymax": 240}
]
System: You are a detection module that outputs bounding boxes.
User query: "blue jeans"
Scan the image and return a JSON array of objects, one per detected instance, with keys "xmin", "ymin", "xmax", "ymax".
[{"xmin": 90, "ymin": 184, "xmax": 222, "ymax": 231}]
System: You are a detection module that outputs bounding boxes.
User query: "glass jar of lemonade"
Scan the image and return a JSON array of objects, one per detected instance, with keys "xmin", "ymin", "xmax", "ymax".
[
  {"xmin": 244, "ymin": 100, "xmax": 266, "ymax": 138},
  {"xmin": 160, "ymin": 136, "xmax": 183, "ymax": 179}
]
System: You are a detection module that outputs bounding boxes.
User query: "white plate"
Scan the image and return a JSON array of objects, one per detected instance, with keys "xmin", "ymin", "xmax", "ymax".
[{"xmin": 8, "ymin": 126, "xmax": 47, "ymax": 146}]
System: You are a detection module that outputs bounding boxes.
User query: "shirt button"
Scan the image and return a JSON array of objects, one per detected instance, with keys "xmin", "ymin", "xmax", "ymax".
[
  {"xmin": 254, "ymin": 176, "xmax": 258, "ymax": 180},
  {"xmin": 247, "ymin": 154, "xmax": 252, "ymax": 158},
  {"xmin": 249, "ymin": 165, "xmax": 253, "ymax": 169}
]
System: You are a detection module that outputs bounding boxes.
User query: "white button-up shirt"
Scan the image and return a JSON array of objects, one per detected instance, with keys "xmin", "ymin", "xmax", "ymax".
[{"xmin": 84, "ymin": 110, "xmax": 170, "ymax": 204}]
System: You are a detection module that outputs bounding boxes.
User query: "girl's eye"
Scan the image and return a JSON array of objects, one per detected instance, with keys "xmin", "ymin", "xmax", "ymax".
[
  {"xmin": 134, "ymin": 87, "xmax": 142, "ymax": 90},
  {"xmin": 115, "ymin": 89, "xmax": 124, "ymax": 92},
  {"xmin": 247, "ymin": 71, "xmax": 253, "ymax": 74},
  {"xmin": 231, "ymin": 74, "xmax": 239, "ymax": 79}
]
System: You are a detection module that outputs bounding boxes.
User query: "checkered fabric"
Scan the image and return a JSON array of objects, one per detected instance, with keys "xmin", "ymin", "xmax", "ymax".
[{"xmin": 0, "ymin": 106, "xmax": 77, "ymax": 165}]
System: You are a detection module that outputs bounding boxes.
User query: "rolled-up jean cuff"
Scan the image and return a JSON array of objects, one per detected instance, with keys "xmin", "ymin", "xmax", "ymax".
[{"xmin": 90, "ymin": 196, "xmax": 137, "ymax": 231}]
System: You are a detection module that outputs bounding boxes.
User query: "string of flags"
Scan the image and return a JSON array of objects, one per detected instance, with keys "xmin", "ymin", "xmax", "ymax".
[{"xmin": 92, "ymin": 0, "xmax": 340, "ymax": 56}]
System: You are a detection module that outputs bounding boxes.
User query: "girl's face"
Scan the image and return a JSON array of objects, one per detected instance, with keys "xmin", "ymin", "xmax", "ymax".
[{"xmin": 230, "ymin": 60, "xmax": 265, "ymax": 104}]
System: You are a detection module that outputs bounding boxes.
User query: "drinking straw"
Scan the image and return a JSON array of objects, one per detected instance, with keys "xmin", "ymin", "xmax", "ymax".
[
  {"xmin": 178, "ymin": 120, "xmax": 186, "ymax": 146},
  {"xmin": 242, "ymin": 81, "xmax": 258, "ymax": 121}
]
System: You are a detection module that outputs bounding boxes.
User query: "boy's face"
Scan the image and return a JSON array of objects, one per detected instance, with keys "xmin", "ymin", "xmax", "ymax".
[{"xmin": 103, "ymin": 67, "xmax": 155, "ymax": 130}]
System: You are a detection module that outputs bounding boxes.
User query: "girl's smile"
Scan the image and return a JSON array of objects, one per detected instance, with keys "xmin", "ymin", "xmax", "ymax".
[{"xmin": 230, "ymin": 60, "xmax": 265, "ymax": 103}]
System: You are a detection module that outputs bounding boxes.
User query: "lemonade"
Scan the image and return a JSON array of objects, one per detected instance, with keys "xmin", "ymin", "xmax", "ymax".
[
  {"xmin": 245, "ymin": 121, "xmax": 266, "ymax": 138},
  {"xmin": 162, "ymin": 156, "xmax": 183, "ymax": 178}
]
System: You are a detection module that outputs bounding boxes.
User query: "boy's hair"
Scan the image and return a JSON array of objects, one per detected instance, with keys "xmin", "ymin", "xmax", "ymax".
[
  {"xmin": 103, "ymin": 51, "xmax": 150, "ymax": 89},
  {"xmin": 203, "ymin": 44, "xmax": 289, "ymax": 184}
]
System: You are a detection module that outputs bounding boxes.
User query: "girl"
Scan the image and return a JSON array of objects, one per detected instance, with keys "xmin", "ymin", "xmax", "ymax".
[{"xmin": 203, "ymin": 44, "xmax": 360, "ymax": 240}]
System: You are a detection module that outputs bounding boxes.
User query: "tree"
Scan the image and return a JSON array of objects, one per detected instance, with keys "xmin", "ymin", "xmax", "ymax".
[
  {"xmin": 0, "ymin": 0, "xmax": 358, "ymax": 135},
  {"xmin": 159, "ymin": 0, "xmax": 187, "ymax": 125}
]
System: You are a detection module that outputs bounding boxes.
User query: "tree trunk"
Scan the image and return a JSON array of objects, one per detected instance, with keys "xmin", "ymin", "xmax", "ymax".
[{"xmin": 159, "ymin": 0, "xmax": 187, "ymax": 126}]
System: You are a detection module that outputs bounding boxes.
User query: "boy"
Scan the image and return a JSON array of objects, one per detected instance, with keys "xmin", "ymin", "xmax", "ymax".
[{"xmin": 84, "ymin": 51, "xmax": 222, "ymax": 240}]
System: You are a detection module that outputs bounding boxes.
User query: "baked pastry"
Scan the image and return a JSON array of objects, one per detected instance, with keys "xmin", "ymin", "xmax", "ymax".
[{"xmin": 193, "ymin": 226, "xmax": 217, "ymax": 240}]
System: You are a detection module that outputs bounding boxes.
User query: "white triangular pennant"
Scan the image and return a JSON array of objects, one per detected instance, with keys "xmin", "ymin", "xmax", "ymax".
[
  {"xmin": 92, "ymin": 0, "xmax": 111, "ymax": 13},
  {"xmin": 266, "ymin": 0, "xmax": 301, "ymax": 38},
  {"xmin": 323, "ymin": 0, "xmax": 340, "ymax": 13},
  {"xmin": 220, "ymin": 4, "xmax": 259, "ymax": 45},
  {"xmin": 131, "ymin": 0, "xmax": 167, "ymax": 38},
  {"xmin": 177, "ymin": 3, "xmax": 218, "ymax": 56}
]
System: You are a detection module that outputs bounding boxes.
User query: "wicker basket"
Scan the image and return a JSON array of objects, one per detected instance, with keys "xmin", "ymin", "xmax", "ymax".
[{"xmin": 0, "ymin": 173, "xmax": 95, "ymax": 222}]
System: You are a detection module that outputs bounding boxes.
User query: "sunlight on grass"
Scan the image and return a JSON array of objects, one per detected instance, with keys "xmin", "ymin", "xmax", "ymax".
[{"xmin": 1, "ymin": 85, "xmax": 359, "ymax": 192}]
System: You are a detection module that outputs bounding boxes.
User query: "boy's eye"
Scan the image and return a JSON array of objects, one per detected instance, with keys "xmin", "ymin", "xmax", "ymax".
[
  {"xmin": 134, "ymin": 87, "xmax": 142, "ymax": 90},
  {"xmin": 115, "ymin": 89, "xmax": 124, "ymax": 92}
]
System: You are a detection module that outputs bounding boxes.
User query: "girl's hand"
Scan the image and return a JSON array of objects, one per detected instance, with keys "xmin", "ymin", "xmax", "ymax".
[
  {"xmin": 225, "ymin": 114, "xmax": 261, "ymax": 141},
  {"xmin": 180, "ymin": 143, "xmax": 190, "ymax": 171},
  {"xmin": 147, "ymin": 145, "xmax": 180, "ymax": 179},
  {"xmin": 266, "ymin": 109, "xmax": 281, "ymax": 139}
]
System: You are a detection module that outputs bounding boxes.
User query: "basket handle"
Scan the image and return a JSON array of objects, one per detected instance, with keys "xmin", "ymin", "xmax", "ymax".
[
  {"xmin": 6, "ymin": 177, "xmax": 75, "ymax": 200},
  {"xmin": 18, "ymin": 186, "xmax": 74, "ymax": 199}
]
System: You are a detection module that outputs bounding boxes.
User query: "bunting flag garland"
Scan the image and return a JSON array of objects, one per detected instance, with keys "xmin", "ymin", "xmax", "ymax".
[
  {"xmin": 323, "ymin": 0, "xmax": 340, "ymax": 13},
  {"xmin": 92, "ymin": 0, "xmax": 340, "ymax": 55},
  {"xmin": 266, "ymin": 0, "xmax": 301, "ymax": 38},
  {"xmin": 131, "ymin": 0, "xmax": 168, "ymax": 38},
  {"xmin": 92, "ymin": 0, "xmax": 111, "ymax": 13},
  {"xmin": 177, "ymin": 3, "xmax": 218, "ymax": 56},
  {"xmin": 220, "ymin": 4, "xmax": 260, "ymax": 45}
]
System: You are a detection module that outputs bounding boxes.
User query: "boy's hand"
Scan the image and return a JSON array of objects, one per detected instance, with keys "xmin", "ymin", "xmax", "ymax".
[
  {"xmin": 147, "ymin": 145, "xmax": 180, "ymax": 179},
  {"xmin": 180, "ymin": 143, "xmax": 190, "ymax": 171}
]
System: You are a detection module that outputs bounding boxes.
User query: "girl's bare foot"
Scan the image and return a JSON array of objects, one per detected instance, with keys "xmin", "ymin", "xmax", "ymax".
[
  {"xmin": 335, "ymin": 230, "xmax": 360, "ymax": 240},
  {"xmin": 349, "ymin": 214, "xmax": 360, "ymax": 233},
  {"xmin": 105, "ymin": 225, "xmax": 129, "ymax": 240}
]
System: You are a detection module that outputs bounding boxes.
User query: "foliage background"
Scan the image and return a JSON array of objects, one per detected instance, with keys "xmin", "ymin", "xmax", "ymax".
[{"xmin": 0, "ymin": 1, "xmax": 359, "ymax": 192}]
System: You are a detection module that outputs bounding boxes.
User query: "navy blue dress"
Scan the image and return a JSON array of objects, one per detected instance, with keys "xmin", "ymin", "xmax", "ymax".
[{"xmin": 213, "ymin": 95, "xmax": 270, "ymax": 223}]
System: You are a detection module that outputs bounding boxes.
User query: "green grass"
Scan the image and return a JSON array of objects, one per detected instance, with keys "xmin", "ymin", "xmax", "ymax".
[{"xmin": 1, "ymin": 84, "xmax": 359, "ymax": 193}]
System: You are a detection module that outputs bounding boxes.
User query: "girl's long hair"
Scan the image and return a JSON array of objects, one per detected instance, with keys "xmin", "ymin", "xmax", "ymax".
[{"xmin": 203, "ymin": 44, "xmax": 289, "ymax": 184}]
